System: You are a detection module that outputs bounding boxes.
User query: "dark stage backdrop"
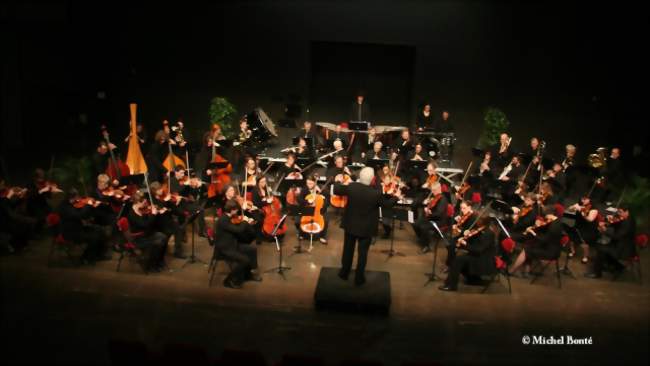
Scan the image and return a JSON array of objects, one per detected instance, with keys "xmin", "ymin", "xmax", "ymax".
[{"xmin": 309, "ymin": 42, "xmax": 414, "ymax": 124}]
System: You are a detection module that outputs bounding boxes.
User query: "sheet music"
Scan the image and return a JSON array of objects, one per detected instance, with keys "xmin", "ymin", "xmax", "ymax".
[{"xmin": 408, "ymin": 210, "xmax": 414, "ymax": 223}]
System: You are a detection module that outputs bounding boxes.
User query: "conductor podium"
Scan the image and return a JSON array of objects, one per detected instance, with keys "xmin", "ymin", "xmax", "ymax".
[{"xmin": 314, "ymin": 267, "xmax": 391, "ymax": 315}]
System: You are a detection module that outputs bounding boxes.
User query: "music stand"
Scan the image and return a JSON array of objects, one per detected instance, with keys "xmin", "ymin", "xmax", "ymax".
[
  {"xmin": 349, "ymin": 121, "xmax": 369, "ymax": 131},
  {"xmin": 182, "ymin": 209, "xmax": 207, "ymax": 268},
  {"xmin": 365, "ymin": 158, "xmax": 389, "ymax": 172},
  {"xmin": 380, "ymin": 207, "xmax": 408, "ymax": 260},
  {"xmin": 424, "ymin": 221, "xmax": 449, "ymax": 285},
  {"xmin": 118, "ymin": 173, "xmax": 145, "ymax": 187},
  {"xmin": 265, "ymin": 214, "xmax": 291, "ymax": 279},
  {"xmin": 404, "ymin": 160, "xmax": 428, "ymax": 173},
  {"xmin": 296, "ymin": 157, "xmax": 314, "ymax": 171}
]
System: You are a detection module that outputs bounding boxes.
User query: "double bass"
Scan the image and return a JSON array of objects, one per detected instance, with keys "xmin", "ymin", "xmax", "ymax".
[
  {"xmin": 101, "ymin": 125, "xmax": 131, "ymax": 183},
  {"xmin": 206, "ymin": 124, "xmax": 232, "ymax": 198}
]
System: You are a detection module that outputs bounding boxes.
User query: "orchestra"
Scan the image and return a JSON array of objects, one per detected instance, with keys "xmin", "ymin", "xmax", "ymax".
[{"xmin": 1, "ymin": 102, "xmax": 642, "ymax": 294}]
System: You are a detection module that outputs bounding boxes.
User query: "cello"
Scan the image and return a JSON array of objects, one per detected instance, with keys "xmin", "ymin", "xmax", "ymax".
[
  {"xmin": 300, "ymin": 177, "xmax": 326, "ymax": 236},
  {"xmin": 206, "ymin": 124, "xmax": 232, "ymax": 198},
  {"xmin": 101, "ymin": 125, "xmax": 131, "ymax": 183},
  {"xmin": 262, "ymin": 180, "xmax": 287, "ymax": 236}
]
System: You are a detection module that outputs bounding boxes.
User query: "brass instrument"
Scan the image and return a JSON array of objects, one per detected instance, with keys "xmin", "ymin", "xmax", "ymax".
[{"xmin": 587, "ymin": 147, "xmax": 607, "ymax": 169}]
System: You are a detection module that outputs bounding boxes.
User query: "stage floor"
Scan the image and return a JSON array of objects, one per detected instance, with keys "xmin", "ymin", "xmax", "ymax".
[{"xmin": 1, "ymin": 214, "xmax": 648, "ymax": 365}]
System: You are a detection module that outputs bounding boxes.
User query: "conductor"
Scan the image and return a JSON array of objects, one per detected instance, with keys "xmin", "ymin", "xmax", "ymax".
[{"xmin": 333, "ymin": 167, "xmax": 399, "ymax": 286}]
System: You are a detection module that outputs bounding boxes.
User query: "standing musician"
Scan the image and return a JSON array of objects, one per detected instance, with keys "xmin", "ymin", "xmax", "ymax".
[
  {"xmin": 58, "ymin": 188, "xmax": 111, "ymax": 264},
  {"xmin": 416, "ymin": 103, "xmax": 434, "ymax": 131},
  {"xmin": 394, "ymin": 129, "xmax": 414, "ymax": 161},
  {"xmin": 412, "ymin": 181, "xmax": 449, "ymax": 254},
  {"xmin": 127, "ymin": 190, "xmax": 169, "ymax": 273},
  {"xmin": 214, "ymin": 199, "xmax": 262, "ymax": 289},
  {"xmin": 149, "ymin": 181, "xmax": 187, "ymax": 260},
  {"xmin": 562, "ymin": 144, "xmax": 577, "ymax": 195},
  {"xmin": 447, "ymin": 200, "xmax": 477, "ymax": 271},
  {"xmin": 333, "ymin": 167, "xmax": 398, "ymax": 286},
  {"xmin": 585, "ymin": 206, "xmax": 636, "ymax": 279},
  {"xmin": 146, "ymin": 130, "xmax": 171, "ymax": 183},
  {"xmin": 350, "ymin": 93, "xmax": 370, "ymax": 122},
  {"xmin": 297, "ymin": 175, "xmax": 329, "ymax": 244},
  {"xmin": 491, "ymin": 133, "xmax": 513, "ymax": 175},
  {"xmin": 568, "ymin": 196, "xmax": 600, "ymax": 264},
  {"xmin": 508, "ymin": 208, "xmax": 563, "ymax": 278},
  {"xmin": 439, "ymin": 216, "xmax": 497, "ymax": 292}
]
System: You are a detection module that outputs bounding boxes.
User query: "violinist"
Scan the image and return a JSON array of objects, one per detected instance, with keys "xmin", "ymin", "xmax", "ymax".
[
  {"xmin": 0, "ymin": 179, "xmax": 36, "ymax": 253},
  {"xmin": 379, "ymin": 169, "xmax": 404, "ymax": 239},
  {"xmin": 93, "ymin": 174, "xmax": 123, "ymax": 228},
  {"xmin": 27, "ymin": 168, "xmax": 60, "ymax": 226},
  {"xmin": 214, "ymin": 199, "xmax": 262, "ymax": 289},
  {"xmin": 568, "ymin": 196, "xmax": 600, "ymax": 264},
  {"xmin": 168, "ymin": 166, "xmax": 208, "ymax": 237},
  {"xmin": 127, "ymin": 190, "xmax": 168, "ymax": 272},
  {"xmin": 439, "ymin": 216, "xmax": 497, "ymax": 292},
  {"xmin": 149, "ymin": 181, "xmax": 186, "ymax": 260},
  {"xmin": 412, "ymin": 181, "xmax": 449, "ymax": 254},
  {"xmin": 58, "ymin": 188, "xmax": 111, "ymax": 264},
  {"xmin": 297, "ymin": 175, "xmax": 329, "ymax": 244},
  {"xmin": 508, "ymin": 208, "xmax": 563, "ymax": 278},
  {"xmin": 585, "ymin": 206, "xmax": 636, "ymax": 279},
  {"xmin": 447, "ymin": 201, "xmax": 477, "ymax": 270},
  {"xmin": 510, "ymin": 193, "xmax": 538, "ymax": 242}
]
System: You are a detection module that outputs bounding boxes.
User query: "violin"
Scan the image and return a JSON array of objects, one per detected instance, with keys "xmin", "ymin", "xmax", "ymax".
[
  {"xmin": 73, "ymin": 197, "xmax": 104, "ymax": 209},
  {"xmin": 513, "ymin": 205, "xmax": 532, "ymax": 224},
  {"xmin": 524, "ymin": 217, "xmax": 556, "ymax": 236},
  {"xmin": 452, "ymin": 212, "xmax": 473, "ymax": 237},
  {"xmin": 36, "ymin": 180, "xmax": 63, "ymax": 194},
  {"xmin": 457, "ymin": 225, "xmax": 486, "ymax": 247},
  {"xmin": 425, "ymin": 193, "xmax": 442, "ymax": 210},
  {"xmin": 1, "ymin": 186, "xmax": 28, "ymax": 199}
]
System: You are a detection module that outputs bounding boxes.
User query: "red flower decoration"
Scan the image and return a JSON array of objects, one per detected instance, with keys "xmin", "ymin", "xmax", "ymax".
[
  {"xmin": 441, "ymin": 184, "xmax": 449, "ymax": 193},
  {"xmin": 446, "ymin": 204, "xmax": 455, "ymax": 218},
  {"xmin": 124, "ymin": 243, "xmax": 136, "ymax": 250},
  {"xmin": 55, "ymin": 234, "xmax": 67, "ymax": 245},
  {"xmin": 554, "ymin": 203, "xmax": 565, "ymax": 217},
  {"xmin": 494, "ymin": 256, "xmax": 506, "ymax": 270},
  {"xmin": 206, "ymin": 228, "xmax": 215, "ymax": 241},
  {"xmin": 46, "ymin": 213, "xmax": 61, "ymax": 227},
  {"xmin": 501, "ymin": 238, "xmax": 516, "ymax": 253},
  {"xmin": 635, "ymin": 234, "xmax": 648, "ymax": 248},
  {"xmin": 117, "ymin": 217, "xmax": 130, "ymax": 233},
  {"xmin": 471, "ymin": 192, "xmax": 481, "ymax": 204},
  {"xmin": 560, "ymin": 234, "xmax": 570, "ymax": 247}
]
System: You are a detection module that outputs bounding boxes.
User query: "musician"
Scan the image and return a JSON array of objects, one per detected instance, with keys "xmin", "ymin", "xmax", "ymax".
[
  {"xmin": 545, "ymin": 162, "xmax": 567, "ymax": 196},
  {"xmin": 149, "ymin": 181, "xmax": 186, "ymax": 260},
  {"xmin": 510, "ymin": 193, "xmax": 538, "ymax": 241},
  {"xmin": 439, "ymin": 216, "xmax": 497, "ymax": 292},
  {"xmin": 296, "ymin": 137, "xmax": 315, "ymax": 162},
  {"xmin": 59, "ymin": 189, "xmax": 110, "ymax": 264},
  {"xmin": 416, "ymin": 103, "xmax": 434, "ymax": 130},
  {"xmin": 491, "ymin": 133, "xmax": 513, "ymax": 175},
  {"xmin": 585, "ymin": 206, "xmax": 636, "ymax": 279},
  {"xmin": 562, "ymin": 144, "xmax": 576, "ymax": 172},
  {"xmin": 408, "ymin": 142, "xmax": 427, "ymax": 161},
  {"xmin": 447, "ymin": 200, "xmax": 477, "ymax": 270},
  {"xmin": 433, "ymin": 110, "xmax": 454, "ymax": 133},
  {"xmin": 478, "ymin": 151, "xmax": 492, "ymax": 178},
  {"xmin": 146, "ymin": 130, "xmax": 170, "ymax": 183},
  {"xmin": 124, "ymin": 123, "xmax": 147, "ymax": 153},
  {"xmin": 0, "ymin": 180, "xmax": 37, "ymax": 252},
  {"xmin": 92, "ymin": 140, "xmax": 119, "ymax": 183},
  {"xmin": 363, "ymin": 141, "xmax": 387, "ymax": 163},
  {"xmin": 326, "ymin": 155, "xmax": 354, "ymax": 182},
  {"xmin": 214, "ymin": 199, "xmax": 262, "ymax": 288},
  {"xmin": 568, "ymin": 196, "xmax": 599, "ymax": 264},
  {"xmin": 297, "ymin": 175, "xmax": 329, "ymax": 244},
  {"xmin": 241, "ymin": 158, "xmax": 260, "ymax": 188},
  {"xmin": 299, "ymin": 120, "xmax": 320, "ymax": 150},
  {"xmin": 333, "ymin": 167, "xmax": 398, "ymax": 286},
  {"xmin": 92, "ymin": 174, "xmax": 121, "ymax": 229},
  {"xmin": 327, "ymin": 124, "xmax": 350, "ymax": 150},
  {"xmin": 350, "ymin": 94, "xmax": 370, "ymax": 122},
  {"xmin": 508, "ymin": 208, "xmax": 563, "ymax": 278},
  {"xmin": 602, "ymin": 147, "xmax": 625, "ymax": 202},
  {"xmin": 127, "ymin": 190, "xmax": 169, "ymax": 272},
  {"xmin": 412, "ymin": 181, "xmax": 449, "ymax": 254},
  {"xmin": 26, "ymin": 168, "xmax": 58, "ymax": 227},
  {"xmin": 168, "ymin": 166, "xmax": 207, "ymax": 237},
  {"xmin": 394, "ymin": 129, "xmax": 414, "ymax": 160},
  {"xmin": 498, "ymin": 155, "xmax": 525, "ymax": 203}
]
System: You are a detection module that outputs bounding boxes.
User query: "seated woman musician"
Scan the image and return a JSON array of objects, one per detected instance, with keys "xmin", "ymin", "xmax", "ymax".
[
  {"xmin": 439, "ymin": 216, "xmax": 497, "ymax": 292},
  {"xmin": 214, "ymin": 199, "xmax": 262, "ymax": 289},
  {"xmin": 127, "ymin": 190, "xmax": 168, "ymax": 272},
  {"xmin": 408, "ymin": 142, "xmax": 427, "ymax": 161},
  {"xmin": 412, "ymin": 181, "xmax": 449, "ymax": 254},
  {"xmin": 508, "ymin": 207, "xmax": 563, "ymax": 278}
]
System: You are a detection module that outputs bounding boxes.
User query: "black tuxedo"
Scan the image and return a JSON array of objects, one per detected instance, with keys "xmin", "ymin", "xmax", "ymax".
[
  {"xmin": 213, "ymin": 215, "xmax": 258, "ymax": 284},
  {"xmin": 350, "ymin": 102, "xmax": 371, "ymax": 121},
  {"xmin": 333, "ymin": 182, "xmax": 396, "ymax": 280}
]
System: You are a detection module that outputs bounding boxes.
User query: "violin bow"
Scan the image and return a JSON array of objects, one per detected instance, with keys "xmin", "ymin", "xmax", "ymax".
[{"xmin": 466, "ymin": 201, "xmax": 493, "ymax": 231}]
